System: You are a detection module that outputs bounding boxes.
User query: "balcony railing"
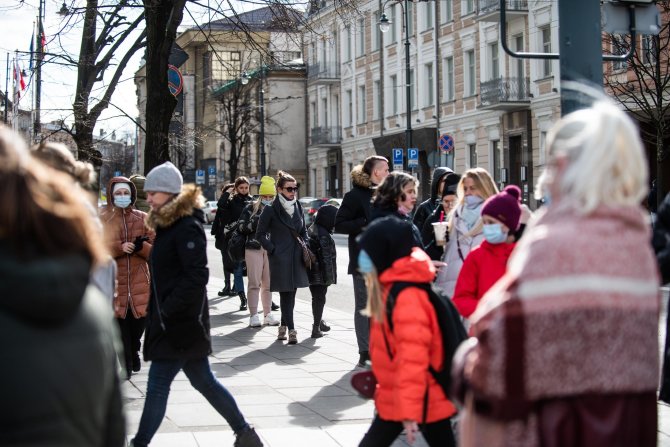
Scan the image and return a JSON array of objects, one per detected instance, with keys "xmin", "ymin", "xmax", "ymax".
[
  {"xmin": 307, "ymin": 63, "xmax": 340, "ymax": 82},
  {"xmin": 480, "ymin": 77, "xmax": 531, "ymax": 110},
  {"xmin": 477, "ymin": 0, "xmax": 528, "ymax": 21},
  {"xmin": 310, "ymin": 126, "xmax": 342, "ymax": 145}
]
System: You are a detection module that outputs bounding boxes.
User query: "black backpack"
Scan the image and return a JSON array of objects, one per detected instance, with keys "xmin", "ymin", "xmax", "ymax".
[{"xmin": 384, "ymin": 281, "xmax": 468, "ymax": 402}]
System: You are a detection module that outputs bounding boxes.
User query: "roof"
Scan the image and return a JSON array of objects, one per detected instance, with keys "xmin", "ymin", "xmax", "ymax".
[{"xmin": 186, "ymin": 6, "xmax": 303, "ymax": 33}]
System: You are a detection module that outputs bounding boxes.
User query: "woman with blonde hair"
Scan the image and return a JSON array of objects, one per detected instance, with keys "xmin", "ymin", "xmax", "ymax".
[
  {"xmin": 0, "ymin": 126, "xmax": 124, "ymax": 445},
  {"xmin": 452, "ymin": 100, "xmax": 659, "ymax": 446},
  {"xmin": 435, "ymin": 167, "xmax": 498, "ymax": 296}
]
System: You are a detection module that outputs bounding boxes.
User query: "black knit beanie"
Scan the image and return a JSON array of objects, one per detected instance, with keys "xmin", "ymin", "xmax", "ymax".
[{"xmin": 357, "ymin": 216, "xmax": 419, "ymax": 274}]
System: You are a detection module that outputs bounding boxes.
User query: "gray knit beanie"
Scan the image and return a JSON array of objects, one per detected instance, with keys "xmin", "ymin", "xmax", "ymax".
[{"xmin": 144, "ymin": 161, "xmax": 183, "ymax": 194}]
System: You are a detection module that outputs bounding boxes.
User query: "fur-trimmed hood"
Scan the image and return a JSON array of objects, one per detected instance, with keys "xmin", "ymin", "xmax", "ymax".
[
  {"xmin": 145, "ymin": 184, "xmax": 206, "ymax": 230},
  {"xmin": 351, "ymin": 165, "xmax": 373, "ymax": 189}
]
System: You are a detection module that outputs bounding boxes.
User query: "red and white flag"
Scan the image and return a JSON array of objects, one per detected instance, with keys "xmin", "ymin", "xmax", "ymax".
[{"xmin": 13, "ymin": 60, "xmax": 26, "ymax": 99}]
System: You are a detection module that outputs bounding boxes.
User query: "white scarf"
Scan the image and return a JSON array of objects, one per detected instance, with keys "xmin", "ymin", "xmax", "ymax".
[{"xmin": 278, "ymin": 194, "xmax": 296, "ymax": 217}]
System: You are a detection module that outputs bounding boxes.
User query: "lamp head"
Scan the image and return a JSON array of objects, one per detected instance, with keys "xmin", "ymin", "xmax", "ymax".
[
  {"xmin": 241, "ymin": 72, "xmax": 250, "ymax": 85},
  {"xmin": 379, "ymin": 13, "xmax": 391, "ymax": 33}
]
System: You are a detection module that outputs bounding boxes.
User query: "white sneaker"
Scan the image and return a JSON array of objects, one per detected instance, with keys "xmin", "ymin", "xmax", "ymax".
[
  {"xmin": 249, "ymin": 314, "xmax": 261, "ymax": 328},
  {"xmin": 264, "ymin": 312, "xmax": 280, "ymax": 326}
]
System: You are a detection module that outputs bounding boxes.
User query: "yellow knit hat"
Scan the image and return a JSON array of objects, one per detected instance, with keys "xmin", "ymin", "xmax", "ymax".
[{"xmin": 258, "ymin": 175, "xmax": 276, "ymax": 196}]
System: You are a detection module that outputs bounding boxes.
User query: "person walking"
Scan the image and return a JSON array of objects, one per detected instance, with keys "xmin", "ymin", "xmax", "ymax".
[
  {"xmin": 452, "ymin": 100, "xmax": 659, "ymax": 446},
  {"xmin": 413, "ymin": 167, "xmax": 459, "ymax": 232},
  {"xmin": 101, "ymin": 176, "xmax": 154, "ymax": 379},
  {"xmin": 335, "ymin": 155, "xmax": 389, "ymax": 366},
  {"xmin": 356, "ymin": 217, "xmax": 457, "ymax": 447},
  {"xmin": 0, "ymin": 126, "xmax": 125, "ymax": 446},
  {"xmin": 307, "ymin": 204, "xmax": 338, "ymax": 338},
  {"xmin": 434, "ymin": 168, "xmax": 498, "ymax": 296},
  {"xmin": 131, "ymin": 162, "xmax": 262, "ymax": 447},
  {"xmin": 256, "ymin": 170, "xmax": 309, "ymax": 345},
  {"xmin": 237, "ymin": 176, "xmax": 281, "ymax": 328}
]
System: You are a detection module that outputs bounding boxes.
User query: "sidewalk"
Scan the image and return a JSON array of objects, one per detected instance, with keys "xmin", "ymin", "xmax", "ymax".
[{"xmin": 122, "ymin": 276, "xmax": 425, "ymax": 446}]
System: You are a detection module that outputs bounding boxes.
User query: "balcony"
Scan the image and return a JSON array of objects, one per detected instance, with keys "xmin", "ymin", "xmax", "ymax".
[
  {"xmin": 477, "ymin": 0, "xmax": 528, "ymax": 22},
  {"xmin": 307, "ymin": 63, "xmax": 340, "ymax": 84},
  {"xmin": 310, "ymin": 126, "xmax": 342, "ymax": 146},
  {"xmin": 479, "ymin": 77, "xmax": 531, "ymax": 110}
]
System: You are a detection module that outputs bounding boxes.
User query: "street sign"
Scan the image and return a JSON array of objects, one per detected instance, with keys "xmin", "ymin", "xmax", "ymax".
[
  {"xmin": 114, "ymin": 170, "xmax": 122, "ymax": 177},
  {"xmin": 195, "ymin": 169, "xmax": 205, "ymax": 185},
  {"xmin": 439, "ymin": 134, "xmax": 454, "ymax": 154},
  {"xmin": 208, "ymin": 166, "xmax": 216, "ymax": 176},
  {"xmin": 407, "ymin": 148, "xmax": 419, "ymax": 168},
  {"xmin": 167, "ymin": 64, "xmax": 183, "ymax": 97},
  {"xmin": 392, "ymin": 148, "xmax": 403, "ymax": 171}
]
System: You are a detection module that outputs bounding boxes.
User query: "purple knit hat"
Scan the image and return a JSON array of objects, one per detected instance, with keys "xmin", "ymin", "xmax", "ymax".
[{"xmin": 481, "ymin": 185, "xmax": 522, "ymax": 231}]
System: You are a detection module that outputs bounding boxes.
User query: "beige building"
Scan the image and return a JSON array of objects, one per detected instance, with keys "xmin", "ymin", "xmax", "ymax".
[{"xmin": 304, "ymin": 0, "xmax": 562, "ymax": 206}]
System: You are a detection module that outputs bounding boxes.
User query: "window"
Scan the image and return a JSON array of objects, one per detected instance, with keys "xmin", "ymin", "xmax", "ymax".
[
  {"xmin": 611, "ymin": 35, "xmax": 627, "ymax": 71},
  {"xmin": 465, "ymin": 50, "xmax": 476, "ymax": 96},
  {"xmin": 491, "ymin": 140, "xmax": 501, "ymax": 184},
  {"xmin": 407, "ymin": 1, "xmax": 414, "ymax": 37},
  {"xmin": 211, "ymin": 51, "xmax": 241, "ymax": 81},
  {"xmin": 358, "ymin": 85, "xmax": 367, "ymax": 124},
  {"xmin": 391, "ymin": 75, "xmax": 398, "ymax": 115},
  {"xmin": 444, "ymin": 56, "xmax": 454, "ymax": 101},
  {"xmin": 387, "ymin": 5, "xmax": 397, "ymax": 44},
  {"xmin": 425, "ymin": 63, "xmax": 434, "ymax": 106},
  {"xmin": 541, "ymin": 27, "xmax": 552, "ymax": 77},
  {"xmin": 642, "ymin": 35, "xmax": 657, "ymax": 65},
  {"xmin": 469, "ymin": 144, "xmax": 477, "ymax": 168},
  {"xmin": 309, "ymin": 42, "xmax": 315, "ymax": 64},
  {"xmin": 441, "ymin": 0, "xmax": 453, "ymax": 23},
  {"xmin": 373, "ymin": 80, "xmax": 381, "ymax": 119},
  {"xmin": 345, "ymin": 89, "xmax": 353, "ymax": 127},
  {"xmin": 311, "ymin": 168, "xmax": 317, "ymax": 196},
  {"xmin": 345, "ymin": 26, "xmax": 352, "ymax": 61},
  {"xmin": 310, "ymin": 101, "xmax": 317, "ymax": 128},
  {"xmin": 489, "ymin": 42, "xmax": 499, "ymax": 80},
  {"xmin": 422, "ymin": 2, "xmax": 433, "ymax": 31},
  {"xmin": 321, "ymin": 97, "xmax": 328, "ymax": 127},
  {"xmin": 409, "ymin": 69, "xmax": 416, "ymax": 110},
  {"xmin": 372, "ymin": 11, "xmax": 381, "ymax": 51},
  {"xmin": 539, "ymin": 131, "xmax": 548, "ymax": 165},
  {"xmin": 464, "ymin": 0, "xmax": 475, "ymax": 15},
  {"xmin": 357, "ymin": 18, "xmax": 365, "ymax": 57},
  {"xmin": 333, "ymin": 30, "xmax": 339, "ymax": 65}
]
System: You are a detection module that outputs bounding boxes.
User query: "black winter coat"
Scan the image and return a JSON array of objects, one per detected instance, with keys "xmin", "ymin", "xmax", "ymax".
[
  {"xmin": 654, "ymin": 192, "xmax": 670, "ymax": 285},
  {"xmin": 212, "ymin": 192, "xmax": 252, "ymax": 268},
  {"xmin": 0, "ymin": 243, "xmax": 125, "ymax": 446},
  {"xmin": 421, "ymin": 204, "xmax": 449, "ymax": 260},
  {"xmin": 307, "ymin": 205, "xmax": 338, "ymax": 286},
  {"xmin": 144, "ymin": 185, "xmax": 212, "ymax": 360},
  {"xmin": 256, "ymin": 197, "xmax": 310, "ymax": 292},
  {"xmin": 370, "ymin": 205, "xmax": 424, "ymax": 248},
  {"xmin": 412, "ymin": 167, "xmax": 457, "ymax": 232},
  {"xmin": 335, "ymin": 166, "xmax": 375, "ymax": 274},
  {"xmin": 237, "ymin": 202, "xmax": 263, "ymax": 250}
]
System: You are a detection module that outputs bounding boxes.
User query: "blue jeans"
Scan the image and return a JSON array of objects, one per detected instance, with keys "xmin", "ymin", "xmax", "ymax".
[
  {"xmin": 132, "ymin": 358, "xmax": 248, "ymax": 446},
  {"xmin": 233, "ymin": 262, "xmax": 245, "ymax": 294}
]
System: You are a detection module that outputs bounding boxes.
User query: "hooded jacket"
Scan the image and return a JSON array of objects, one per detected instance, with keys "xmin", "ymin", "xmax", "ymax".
[
  {"xmin": 307, "ymin": 204, "xmax": 338, "ymax": 286},
  {"xmin": 143, "ymin": 184, "xmax": 212, "ymax": 360},
  {"xmin": 100, "ymin": 176, "xmax": 153, "ymax": 319},
  {"xmin": 653, "ymin": 192, "xmax": 670, "ymax": 284},
  {"xmin": 335, "ymin": 165, "xmax": 375, "ymax": 275},
  {"xmin": 0, "ymin": 243, "xmax": 125, "ymax": 446},
  {"xmin": 413, "ymin": 167, "xmax": 457, "ymax": 232},
  {"xmin": 370, "ymin": 248, "xmax": 458, "ymax": 423}
]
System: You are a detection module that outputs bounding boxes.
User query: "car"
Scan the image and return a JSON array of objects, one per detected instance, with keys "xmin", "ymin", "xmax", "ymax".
[
  {"xmin": 324, "ymin": 198, "xmax": 343, "ymax": 208},
  {"xmin": 300, "ymin": 197, "xmax": 330, "ymax": 226},
  {"xmin": 202, "ymin": 201, "xmax": 218, "ymax": 224}
]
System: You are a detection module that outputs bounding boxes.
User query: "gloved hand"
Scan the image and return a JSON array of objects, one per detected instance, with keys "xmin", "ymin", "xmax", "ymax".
[{"xmin": 132, "ymin": 235, "xmax": 149, "ymax": 253}]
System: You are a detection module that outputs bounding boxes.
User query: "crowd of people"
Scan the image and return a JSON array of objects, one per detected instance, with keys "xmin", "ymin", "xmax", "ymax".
[{"xmin": 0, "ymin": 96, "xmax": 668, "ymax": 447}]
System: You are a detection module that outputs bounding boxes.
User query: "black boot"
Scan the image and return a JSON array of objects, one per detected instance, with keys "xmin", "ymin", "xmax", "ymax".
[
  {"xmin": 357, "ymin": 351, "xmax": 370, "ymax": 368},
  {"xmin": 234, "ymin": 426, "xmax": 263, "ymax": 447},
  {"xmin": 271, "ymin": 301, "xmax": 280, "ymax": 311},
  {"xmin": 239, "ymin": 291, "xmax": 247, "ymax": 311},
  {"xmin": 319, "ymin": 320, "xmax": 331, "ymax": 332},
  {"xmin": 218, "ymin": 284, "xmax": 231, "ymax": 297},
  {"xmin": 132, "ymin": 353, "xmax": 141, "ymax": 372},
  {"xmin": 311, "ymin": 324, "xmax": 323, "ymax": 339}
]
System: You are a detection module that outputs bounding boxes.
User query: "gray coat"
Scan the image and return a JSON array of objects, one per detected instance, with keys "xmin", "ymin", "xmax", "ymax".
[{"xmin": 256, "ymin": 198, "xmax": 309, "ymax": 292}]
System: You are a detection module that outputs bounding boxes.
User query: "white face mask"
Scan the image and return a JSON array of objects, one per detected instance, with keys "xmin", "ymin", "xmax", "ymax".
[{"xmin": 114, "ymin": 195, "xmax": 132, "ymax": 208}]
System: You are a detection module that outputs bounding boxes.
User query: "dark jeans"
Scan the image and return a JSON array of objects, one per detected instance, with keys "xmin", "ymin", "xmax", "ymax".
[
  {"xmin": 359, "ymin": 416, "xmax": 456, "ymax": 447},
  {"xmin": 309, "ymin": 284, "xmax": 328, "ymax": 325},
  {"xmin": 220, "ymin": 251, "xmax": 232, "ymax": 288},
  {"xmin": 116, "ymin": 316, "xmax": 145, "ymax": 373},
  {"xmin": 352, "ymin": 273, "xmax": 369, "ymax": 353},
  {"xmin": 233, "ymin": 262, "xmax": 245, "ymax": 293},
  {"xmin": 132, "ymin": 358, "xmax": 248, "ymax": 446},
  {"xmin": 279, "ymin": 290, "xmax": 297, "ymax": 329}
]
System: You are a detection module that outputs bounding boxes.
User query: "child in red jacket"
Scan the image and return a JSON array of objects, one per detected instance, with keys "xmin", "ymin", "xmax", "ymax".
[{"xmin": 452, "ymin": 185, "xmax": 522, "ymax": 318}]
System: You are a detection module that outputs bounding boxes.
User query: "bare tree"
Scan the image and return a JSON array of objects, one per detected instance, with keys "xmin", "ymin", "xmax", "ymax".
[{"xmin": 604, "ymin": 2, "xmax": 670, "ymax": 207}]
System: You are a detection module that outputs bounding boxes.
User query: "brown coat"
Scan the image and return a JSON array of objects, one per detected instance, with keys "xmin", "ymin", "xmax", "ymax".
[{"xmin": 101, "ymin": 176, "xmax": 154, "ymax": 319}]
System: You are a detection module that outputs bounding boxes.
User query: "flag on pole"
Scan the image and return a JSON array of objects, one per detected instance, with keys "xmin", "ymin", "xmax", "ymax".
[
  {"xmin": 39, "ymin": 21, "xmax": 46, "ymax": 52},
  {"xmin": 14, "ymin": 60, "xmax": 26, "ymax": 100},
  {"xmin": 29, "ymin": 27, "xmax": 34, "ymax": 70}
]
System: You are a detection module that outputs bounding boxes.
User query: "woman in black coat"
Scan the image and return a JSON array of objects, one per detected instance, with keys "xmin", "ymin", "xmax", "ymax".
[
  {"xmin": 256, "ymin": 170, "xmax": 309, "ymax": 345},
  {"xmin": 131, "ymin": 162, "xmax": 262, "ymax": 447}
]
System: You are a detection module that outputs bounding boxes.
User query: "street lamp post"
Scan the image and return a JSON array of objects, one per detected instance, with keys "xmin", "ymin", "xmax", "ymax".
[
  {"xmin": 34, "ymin": 0, "xmax": 45, "ymax": 143},
  {"xmin": 380, "ymin": 0, "xmax": 412, "ymax": 166},
  {"xmin": 241, "ymin": 60, "xmax": 267, "ymax": 177}
]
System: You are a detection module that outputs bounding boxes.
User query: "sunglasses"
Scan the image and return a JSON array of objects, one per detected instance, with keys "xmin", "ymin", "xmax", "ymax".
[{"xmin": 283, "ymin": 186, "xmax": 299, "ymax": 193}]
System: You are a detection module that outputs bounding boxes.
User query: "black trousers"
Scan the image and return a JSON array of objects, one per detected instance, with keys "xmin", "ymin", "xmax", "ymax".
[
  {"xmin": 279, "ymin": 290, "xmax": 297, "ymax": 329},
  {"xmin": 116, "ymin": 315, "xmax": 146, "ymax": 373},
  {"xmin": 309, "ymin": 284, "xmax": 328, "ymax": 325},
  {"xmin": 359, "ymin": 416, "xmax": 456, "ymax": 447}
]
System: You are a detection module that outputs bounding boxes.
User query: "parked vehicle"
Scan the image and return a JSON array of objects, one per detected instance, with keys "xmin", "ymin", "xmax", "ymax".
[
  {"xmin": 300, "ymin": 197, "xmax": 330, "ymax": 226},
  {"xmin": 202, "ymin": 200, "xmax": 218, "ymax": 224},
  {"xmin": 324, "ymin": 198, "xmax": 343, "ymax": 208}
]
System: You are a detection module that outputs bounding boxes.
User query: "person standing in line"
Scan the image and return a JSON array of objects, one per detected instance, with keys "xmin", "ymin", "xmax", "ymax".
[
  {"xmin": 130, "ymin": 174, "xmax": 151, "ymax": 213},
  {"xmin": 413, "ymin": 167, "xmax": 459, "ymax": 232},
  {"xmin": 369, "ymin": 171, "xmax": 424, "ymax": 246},
  {"xmin": 101, "ymin": 177, "xmax": 154, "ymax": 379},
  {"xmin": 307, "ymin": 204, "xmax": 338, "ymax": 339},
  {"xmin": 256, "ymin": 170, "xmax": 309, "ymax": 345},
  {"xmin": 0, "ymin": 126, "xmax": 125, "ymax": 446},
  {"xmin": 212, "ymin": 183, "xmax": 237, "ymax": 298},
  {"xmin": 452, "ymin": 100, "xmax": 659, "ymax": 446},
  {"xmin": 434, "ymin": 168, "xmax": 498, "ymax": 297},
  {"xmin": 335, "ymin": 155, "xmax": 389, "ymax": 367},
  {"xmin": 237, "ymin": 176, "xmax": 281, "ymax": 328},
  {"xmin": 421, "ymin": 183, "xmax": 459, "ymax": 260},
  {"xmin": 131, "ymin": 162, "xmax": 262, "ymax": 447},
  {"xmin": 655, "ymin": 191, "xmax": 670, "ymax": 402},
  {"xmin": 356, "ymin": 217, "xmax": 458, "ymax": 447}
]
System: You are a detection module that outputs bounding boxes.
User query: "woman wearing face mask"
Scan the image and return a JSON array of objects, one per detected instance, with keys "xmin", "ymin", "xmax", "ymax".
[
  {"xmin": 435, "ymin": 168, "xmax": 498, "ymax": 296},
  {"xmin": 451, "ymin": 185, "xmax": 521, "ymax": 319},
  {"xmin": 256, "ymin": 171, "xmax": 309, "ymax": 345},
  {"xmin": 101, "ymin": 176, "xmax": 154, "ymax": 379},
  {"xmin": 236, "ymin": 176, "xmax": 281, "ymax": 328},
  {"xmin": 370, "ymin": 171, "xmax": 424, "ymax": 246}
]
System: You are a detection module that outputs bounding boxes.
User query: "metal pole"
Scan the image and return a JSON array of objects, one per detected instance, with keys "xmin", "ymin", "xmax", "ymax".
[
  {"xmin": 4, "ymin": 53, "xmax": 8, "ymax": 124},
  {"xmin": 259, "ymin": 59, "xmax": 266, "ymax": 176},
  {"xmin": 34, "ymin": 0, "xmax": 43, "ymax": 143},
  {"xmin": 404, "ymin": 0, "xmax": 412, "ymax": 168}
]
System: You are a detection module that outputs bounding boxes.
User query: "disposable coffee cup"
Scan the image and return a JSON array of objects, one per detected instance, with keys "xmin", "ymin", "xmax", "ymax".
[{"xmin": 432, "ymin": 222, "xmax": 448, "ymax": 246}]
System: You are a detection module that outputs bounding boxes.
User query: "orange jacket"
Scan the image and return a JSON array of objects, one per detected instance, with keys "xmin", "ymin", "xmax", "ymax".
[
  {"xmin": 370, "ymin": 248, "xmax": 458, "ymax": 423},
  {"xmin": 101, "ymin": 177, "xmax": 154, "ymax": 319}
]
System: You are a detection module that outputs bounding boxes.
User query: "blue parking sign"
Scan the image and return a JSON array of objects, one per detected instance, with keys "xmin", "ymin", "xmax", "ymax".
[
  {"xmin": 407, "ymin": 148, "xmax": 419, "ymax": 168},
  {"xmin": 392, "ymin": 148, "xmax": 403, "ymax": 165}
]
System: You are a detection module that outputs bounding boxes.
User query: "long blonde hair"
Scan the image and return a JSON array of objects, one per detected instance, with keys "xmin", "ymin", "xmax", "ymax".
[
  {"xmin": 448, "ymin": 168, "xmax": 498, "ymax": 232},
  {"xmin": 361, "ymin": 270, "xmax": 385, "ymax": 323}
]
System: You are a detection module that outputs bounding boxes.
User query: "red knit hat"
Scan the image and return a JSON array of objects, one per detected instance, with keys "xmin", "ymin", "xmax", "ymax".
[{"xmin": 481, "ymin": 185, "xmax": 522, "ymax": 231}]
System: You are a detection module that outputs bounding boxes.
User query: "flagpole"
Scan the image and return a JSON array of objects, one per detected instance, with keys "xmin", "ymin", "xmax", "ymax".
[
  {"xmin": 4, "ymin": 53, "xmax": 8, "ymax": 124},
  {"xmin": 34, "ymin": 0, "xmax": 44, "ymax": 143},
  {"xmin": 12, "ymin": 52, "xmax": 18, "ymax": 132}
]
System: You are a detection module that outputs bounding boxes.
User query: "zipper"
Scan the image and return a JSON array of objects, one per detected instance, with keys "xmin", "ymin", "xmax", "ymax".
[{"xmin": 122, "ymin": 211, "xmax": 131, "ymax": 318}]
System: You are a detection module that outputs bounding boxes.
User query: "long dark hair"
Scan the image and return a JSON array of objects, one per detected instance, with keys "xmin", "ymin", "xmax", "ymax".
[{"xmin": 372, "ymin": 171, "xmax": 418, "ymax": 210}]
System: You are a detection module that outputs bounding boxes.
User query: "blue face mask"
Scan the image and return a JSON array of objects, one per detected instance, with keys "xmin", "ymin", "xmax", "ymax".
[
  {"xmin": 464, "ymin": 195, "xmax": 484, "ymax": 208},
  {"xmin": 261, "ymin": 199, "xmax": 273, "ymax": 206},
  {"xmin": 114, "ymin": 195, "xmax": 132, "ymax": 209},
  {"xmin": 482, "ymin": 223, "xmax": 508, "ymax": 244},
  {"xmin": 542, "ymin": 192, "xmax": 552, "ymax": 207},
  {"xmin": 358, "ymin": 249, "xmax": 375, "ymax": 274}
]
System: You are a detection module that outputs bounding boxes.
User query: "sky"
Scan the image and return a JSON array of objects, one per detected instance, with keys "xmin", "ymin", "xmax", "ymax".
[{"xmin": 0, "ymin": 0, "xmax": 273, "ymax": 141}]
